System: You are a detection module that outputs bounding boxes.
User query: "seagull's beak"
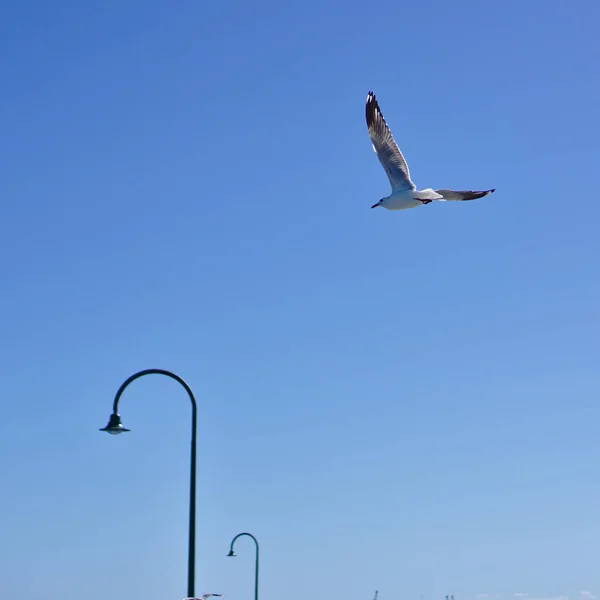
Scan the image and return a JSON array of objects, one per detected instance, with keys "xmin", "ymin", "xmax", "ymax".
[{"xmin": 371, "ymin": 202, "xmax": 381, "ymax": 208}]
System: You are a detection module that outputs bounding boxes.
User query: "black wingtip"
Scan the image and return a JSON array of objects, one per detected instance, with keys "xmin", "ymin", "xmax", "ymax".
[{"xmin": 366, "ymin": 90, "xmax": 379, "ymax": 127}]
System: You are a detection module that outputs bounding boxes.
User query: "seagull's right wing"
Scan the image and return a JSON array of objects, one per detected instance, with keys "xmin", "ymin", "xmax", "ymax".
[
  {"xmin": 366, "ymin": 91, "xmax": 415, "ymax": 192},
  {"xmin": 434, "ymin": 188, "xmax": 495, "ymax": 201}
]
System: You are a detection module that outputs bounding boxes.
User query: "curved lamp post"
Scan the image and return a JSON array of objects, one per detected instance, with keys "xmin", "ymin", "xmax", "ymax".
[
  {"xmin": 227, "ymin": 532, "xmax": 259, "ymax": 600},
  {"xmin": 99, "ymin": 368, "xmax": 198, "ymax": 598}
]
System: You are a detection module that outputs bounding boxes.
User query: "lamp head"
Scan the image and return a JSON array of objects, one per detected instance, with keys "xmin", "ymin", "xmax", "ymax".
[
  {"xmin": 227, "ymin": 550, "xmax": 236, "ymax": 557},
  {"xmin": 100, "ymin": 413, "xmax": 130, "ymax": 435}
]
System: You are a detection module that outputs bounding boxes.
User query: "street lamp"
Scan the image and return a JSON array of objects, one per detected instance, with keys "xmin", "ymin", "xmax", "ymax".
[
  {"xmin": 99, "ymin": 368, "xmax": 198, "ymax": 598},
  {"xmin": 227, "ymin": 532, "xmax": 259, "ymax": 600}
]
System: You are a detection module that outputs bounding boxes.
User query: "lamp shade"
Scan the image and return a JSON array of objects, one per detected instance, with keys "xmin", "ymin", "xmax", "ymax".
[{"xmin": 99, "ymin": 413, "xmax": 130, "ymax": 434}]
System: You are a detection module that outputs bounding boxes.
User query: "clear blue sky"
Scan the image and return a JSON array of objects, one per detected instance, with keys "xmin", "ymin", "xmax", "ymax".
[{"xmin": 1, "ymin": 0, "xmax": 599, "ymax": 599}]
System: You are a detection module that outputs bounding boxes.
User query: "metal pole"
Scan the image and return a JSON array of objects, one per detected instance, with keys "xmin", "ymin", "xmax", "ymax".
[
  {"xmin": 228, "ymin": 532, "xmax": 260, "ymax": 600},
  {"xmin": 108, "ymin": 368, "xmax": 198, "ymax": 598}
]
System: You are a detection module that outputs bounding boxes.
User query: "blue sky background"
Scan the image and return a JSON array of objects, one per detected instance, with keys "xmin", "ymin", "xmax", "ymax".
[{"xmin": 1, "ymin": 0, "xmax": 599, "ymax": 599}]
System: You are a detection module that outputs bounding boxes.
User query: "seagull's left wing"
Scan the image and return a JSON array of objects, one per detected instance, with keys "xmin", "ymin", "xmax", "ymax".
[
  {"xmin": 434, "ymin": 188, "xmax": 495, "ymax": 201},
  {"xmin": 366, "ymin": 91, "xmax": 415, "ymax": 192}
]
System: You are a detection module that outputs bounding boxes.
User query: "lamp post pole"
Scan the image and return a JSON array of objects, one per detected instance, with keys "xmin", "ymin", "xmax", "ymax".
[
  {"xmin": 100, "ymin": 368, "xmax": 198, "ymax": 598},
  {"xmin": 227, "ymin": 532, "xmax": 259, "ymax": 600}
]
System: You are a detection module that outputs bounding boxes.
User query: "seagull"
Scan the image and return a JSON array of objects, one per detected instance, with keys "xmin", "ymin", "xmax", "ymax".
[
  {"xmin": 366, "ymin": 91, "xmax": 495, "ymax": 211},
  {"xmin": 184, "ymin": 595, "xmax": 223, "ymax": 600}
]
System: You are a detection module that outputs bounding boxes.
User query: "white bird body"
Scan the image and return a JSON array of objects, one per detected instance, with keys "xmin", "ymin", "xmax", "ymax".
[
  {"xmin": 378, "ymin": 189, "xmax": 422, "ymax": 211},
  {"xmin": 380, "ymin": 188, "xmax": 447, "ymax": 210},
  {"xmin": 365, "ymin": 91, "xmax": 495, "ymax": 211}
]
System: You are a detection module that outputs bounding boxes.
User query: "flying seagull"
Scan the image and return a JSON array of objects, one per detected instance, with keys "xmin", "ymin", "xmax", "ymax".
[
  {"xmin": 366, "ymin": 91, "xmax": 495, "ymax": 210},
  {"xmin": 184, "ymin": 595, "xmax": 223, "ymax": 600}
]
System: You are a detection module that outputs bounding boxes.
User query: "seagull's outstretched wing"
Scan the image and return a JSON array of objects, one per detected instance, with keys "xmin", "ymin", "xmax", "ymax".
[
  {"xmin": 434, "ymin": 188, "xmax": 495, "ymax": 201},
  {"xmin": 366, "ymin": 91, "xmax": 415, "ymax": 192}
]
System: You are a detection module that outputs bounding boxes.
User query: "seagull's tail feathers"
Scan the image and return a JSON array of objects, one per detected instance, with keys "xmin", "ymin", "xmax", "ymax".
[{"xmin": 435, "ymin": 188, "xmax": 495, "ymax": 201}]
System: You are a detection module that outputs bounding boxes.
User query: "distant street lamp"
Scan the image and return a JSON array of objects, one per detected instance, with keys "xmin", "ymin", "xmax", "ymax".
[
  {"xmin": 227, "ymin": 532, "xmax": 260, "ymax": 600},
  {"xmin": 99, "ymin": 368, "xmax": 198, "ymax": 598}
]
